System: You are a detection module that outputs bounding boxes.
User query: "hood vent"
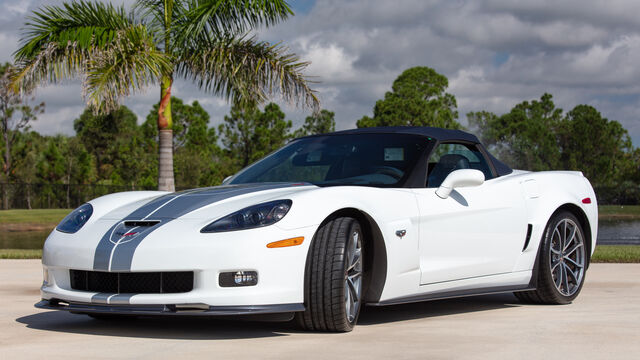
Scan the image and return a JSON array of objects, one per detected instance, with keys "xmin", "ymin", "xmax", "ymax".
[{"xmin": 124, "ymin": 220, "xmax": 160, "ymax": 227}]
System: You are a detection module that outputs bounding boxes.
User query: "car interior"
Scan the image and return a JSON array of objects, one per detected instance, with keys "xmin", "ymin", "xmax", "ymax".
[{"xmin": 426, "ymin": 143, "xmax": 494, "ymax": 188}]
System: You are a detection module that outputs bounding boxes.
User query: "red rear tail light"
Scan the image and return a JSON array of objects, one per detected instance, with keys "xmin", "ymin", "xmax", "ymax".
[{"xmin": 582, "ymin": 198, "xmax": 592, "ymax": 204}]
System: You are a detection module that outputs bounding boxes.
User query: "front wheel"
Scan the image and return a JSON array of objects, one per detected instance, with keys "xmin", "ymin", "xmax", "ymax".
[
  {"xmin": 515, "ymin": 211, "xmax": 588, "ymax": 304},
  {"xmin": 295, "ymin": 217, "xmax": 364, "ymax": 332}
]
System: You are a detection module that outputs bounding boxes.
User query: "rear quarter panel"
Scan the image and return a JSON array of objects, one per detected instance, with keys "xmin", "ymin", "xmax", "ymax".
[{"xmin": 507, "ymin": 170, "xmax": 598, "ymax": 273}]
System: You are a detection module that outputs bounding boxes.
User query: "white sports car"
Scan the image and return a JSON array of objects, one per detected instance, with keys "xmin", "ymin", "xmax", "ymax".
[{"xmin": 37, "ymin": 127, "xmax": 597, "ymax": 332}]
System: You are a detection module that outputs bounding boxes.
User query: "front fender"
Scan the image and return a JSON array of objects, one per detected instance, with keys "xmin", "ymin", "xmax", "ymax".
[{"xmin": 277, "ymin": 186, "xmax": 422, "ymax": 302}]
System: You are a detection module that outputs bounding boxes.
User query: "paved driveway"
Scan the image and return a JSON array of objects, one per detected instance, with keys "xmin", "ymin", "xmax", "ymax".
[{"xmin": 1, "ymin": 260, "xmax": 638, "ymax": 359}]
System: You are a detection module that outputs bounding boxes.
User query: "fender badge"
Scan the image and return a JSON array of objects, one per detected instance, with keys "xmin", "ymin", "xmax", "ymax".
[{"xmin": 396, "ymin": 230, "xmax": 406, "ymax": 239}]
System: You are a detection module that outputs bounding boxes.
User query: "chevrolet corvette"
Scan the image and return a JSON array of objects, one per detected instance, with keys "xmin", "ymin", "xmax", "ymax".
[{"xmin": 36, "ymin": 126, "xmax": 597, "ymax": 332}]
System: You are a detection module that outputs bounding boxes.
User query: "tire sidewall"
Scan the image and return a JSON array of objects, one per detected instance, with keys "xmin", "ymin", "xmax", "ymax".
[
  {"xmin": 295, "ymin": 217, "xmax": 365, "ymax": 332},
  {"xmin": 539, "ymin": 211, "xmax": 586, "ymax": 304}
]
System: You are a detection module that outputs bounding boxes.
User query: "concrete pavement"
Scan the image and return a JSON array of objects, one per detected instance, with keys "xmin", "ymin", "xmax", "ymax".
[{"xmin": 1, "ymin": 260, "xmax": 638, "ymax": 359}]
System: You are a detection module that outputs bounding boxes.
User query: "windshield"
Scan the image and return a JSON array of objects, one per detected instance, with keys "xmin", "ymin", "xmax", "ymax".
[{"xmin": 228, "ymin": 133, "xmax": 432, "ymax": 187}]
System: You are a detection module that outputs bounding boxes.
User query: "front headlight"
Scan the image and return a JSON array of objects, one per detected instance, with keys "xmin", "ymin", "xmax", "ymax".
[
  {"xmin": 56, "ymin": 203, "xmax": 93, "ymax": 234},
  {"xmin": 201, "ymin": 200, "xmax": 292, "ymax": 233}
]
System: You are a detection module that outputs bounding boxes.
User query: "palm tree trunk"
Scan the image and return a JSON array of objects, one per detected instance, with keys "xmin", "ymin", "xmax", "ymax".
[
  {"xmin": 157, "ymin": 75, "xmax": 175, "ymax": 192},
  {"xmin": 2, "ymin": 183, "xmax": 7, "ymax": 210},
  {"xmin": 3, "ymin": 128, "xmax": 9, "ymax": 210},
  {"xmin": 26, "ymin": 183, "xmax": 32, "ymax": 210}
]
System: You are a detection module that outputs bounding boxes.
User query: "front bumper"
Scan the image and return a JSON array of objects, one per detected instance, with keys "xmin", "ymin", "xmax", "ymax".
[
  {"xmin": 41, "ymin": 221, "xmax": 318, "ymax": 308},
  {"xmin": 36, "ymin": 299, "xmax": 304, "ymax": 316}
]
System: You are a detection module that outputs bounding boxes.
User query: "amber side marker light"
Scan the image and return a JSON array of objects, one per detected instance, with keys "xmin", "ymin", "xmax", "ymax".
[{"xmin": 267, "ymin": 237, "xmax": 304, "ymax": 248}]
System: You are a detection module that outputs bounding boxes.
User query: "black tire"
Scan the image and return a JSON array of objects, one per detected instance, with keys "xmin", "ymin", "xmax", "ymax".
[
  {"xmin": 295, "ymin": 217, "xmax": 364, "ymax": 332},
  {"xmin": 515, "ymin": 211, "xmax": 588, "ymax": 304}
]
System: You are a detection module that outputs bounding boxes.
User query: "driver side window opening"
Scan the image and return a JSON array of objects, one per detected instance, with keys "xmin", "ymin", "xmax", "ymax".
[{"xmin": 426, "ymin": 143, "xmax": 494, "ymax": 188}]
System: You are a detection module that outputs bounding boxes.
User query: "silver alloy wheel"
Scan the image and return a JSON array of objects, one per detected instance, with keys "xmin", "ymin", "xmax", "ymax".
[
  {"xmin": 345, "ymin": 229, "xmax": 363, "ymax": 323},
  {"xmin": 549, "ymin": 218, "xmax": 585, "ymax": 297}
]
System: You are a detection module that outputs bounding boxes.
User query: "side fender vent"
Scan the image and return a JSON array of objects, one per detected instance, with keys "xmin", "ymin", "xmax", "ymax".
[{"xmin": 523, "ymin": 224, "xmax": 533, "ymax": 251}]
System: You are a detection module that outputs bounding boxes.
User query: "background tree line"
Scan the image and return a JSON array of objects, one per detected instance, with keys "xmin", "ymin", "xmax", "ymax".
[
  {"xmin": 358, "ymin": 67, "xmax": 640, "ymax": 204},
  {"xmin": 1, "ymin": 65, "xmax": 639, "ymax": 208},
  {"xmin": 1, "ymin": 64, "xmax": 334, "ymax": 209}
]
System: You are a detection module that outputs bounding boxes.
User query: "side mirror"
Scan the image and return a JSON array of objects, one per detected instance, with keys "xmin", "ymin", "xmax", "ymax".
[{"xmin": 435, "ymin": 169, "xmax": 485, "ymax": 199}]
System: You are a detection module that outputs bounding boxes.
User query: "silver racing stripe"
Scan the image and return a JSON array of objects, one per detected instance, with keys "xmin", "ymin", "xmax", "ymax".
[
  {"xmin": 90, "ymin": 293, "xmax": 111, "ymax": 304},
  {"xmin": 90, "ymin": 293, "xmax": 134, "ymax": 305},
  {"xmin": 93, "ymin": 183, "xmax": 305, "ymax": 273},
  {"xmin": 108, "ymin": 294, "xmax": 135, "ymax": 305}
]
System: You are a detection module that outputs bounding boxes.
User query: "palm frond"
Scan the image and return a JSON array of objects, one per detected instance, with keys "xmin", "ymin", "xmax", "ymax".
[
  {"xmin": 11, "ymin": 0, "xmax": 170, "ymax": 112},
  {"xmin": 85, "ymin": 25, "xmax": 172, "ymax": 111},
  {"xmin": 133, "ymin": 0, "xmax": 169, "ymax": 39},
  {"xmin": 176, "ymin": 35, "xmax": 318, "ymax": 110},
  {"xmin": 177, "ymin": 0, "xmax": 293, "ymax": 46},
  {"xmin": 134, "ymin": 0, "xmax": 189, "ymax": 49},
  {"xmin": 15, "ymin": 1, "xmax": 133, "ymax": 60}
]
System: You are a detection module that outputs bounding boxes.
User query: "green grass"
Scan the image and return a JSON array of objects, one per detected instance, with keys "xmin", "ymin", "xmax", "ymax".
[
  {"xmin": 0, "ymin": 249, "xmax": 42, "ymax": 259},
  {"xmin": 0, "ymin": 206, "xmax": 638, "ymax": 224},
  {"xmin": 1, "ymin": 246, "xmax": 638, "ymax": 263},
  {"xmin": 598, "ymin": 205, "xmax": 640, "ymax": 221},
  {"xmin": 592, "ymin": 245, "xmax": 640, "ymax": 263},
  {"xmin": 0, "ymin": 209, "xmax": 639, "ymax": 263},
  {"xmin": 1, "ymin": 206, "xmax": 638, "ymax": 224},
  {"xmin": 0, "ymin": 209, "xmax": 71, "ymax": 224}
]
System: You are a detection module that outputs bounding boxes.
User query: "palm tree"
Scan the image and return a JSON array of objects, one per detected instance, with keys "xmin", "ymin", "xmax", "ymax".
[{"xmin": 11, "ymin": 0, "xmax": 318, "ymax": 191}]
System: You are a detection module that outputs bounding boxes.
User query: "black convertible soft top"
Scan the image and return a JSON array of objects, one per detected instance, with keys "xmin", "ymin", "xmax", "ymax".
[
  {"xmin": 309, "ymin": 126, "xmax": 513, "ymax": 177},
  {"xmin": 330, "ymin": 126, "xmax": 480, "ymax": 143}
]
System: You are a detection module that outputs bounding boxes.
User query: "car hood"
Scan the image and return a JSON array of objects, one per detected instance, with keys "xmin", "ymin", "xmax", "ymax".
[
  {"xmin": 98, "ymin": 182, "xmax": 316, "ymax": 221},
  {"xmin": 88, "ymin": 183, "xmax": 316, "ymax": 272}
]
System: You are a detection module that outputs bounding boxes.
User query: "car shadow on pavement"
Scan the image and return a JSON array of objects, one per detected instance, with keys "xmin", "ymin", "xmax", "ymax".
[
  {"xmin": 16, "ymin": 293, "xmax": 523, "ymax": 339},
  {"xmin": 16, "ymin": 311, "xmax": 296, "ymax": 340},
  {"xmin": 358, "ymin": 293, "xmax": 522, "ymax": 326}
]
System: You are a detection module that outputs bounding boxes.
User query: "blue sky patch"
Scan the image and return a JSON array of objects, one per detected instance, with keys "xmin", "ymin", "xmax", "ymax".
[
  {"xmin": 493, "ymin": 52, "xmax": 510, "ymax": 68},
  {"xmin": 289, "ymin": 0, "xmax": 316, "ymax": 15}
]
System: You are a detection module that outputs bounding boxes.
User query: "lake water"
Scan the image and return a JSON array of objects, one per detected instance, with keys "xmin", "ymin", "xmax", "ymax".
[
  {"xmin": 0, "ymin": 230, "xmax": 50, "ymax": 249},
  {"xmin": 597, "ymin": 220, "xmax": 640, "ymax": 245},
  {"xmin": 1, "ymin": 220, "xmax": 638, "ymax": 249}
]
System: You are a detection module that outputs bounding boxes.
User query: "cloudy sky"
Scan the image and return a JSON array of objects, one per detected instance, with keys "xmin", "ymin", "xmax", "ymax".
[{"xmin": 1, "ymin": 0, "xmax": 639, "ymax": 145}]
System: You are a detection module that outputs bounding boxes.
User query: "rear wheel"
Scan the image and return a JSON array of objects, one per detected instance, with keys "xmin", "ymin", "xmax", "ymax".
[
  {"xmin": 515, "ymin": 211, "xmax": 587, "ymax": 304},
  {"xmin": 295, "ymin": 217, "xmax": 363, "ymax": 332}
]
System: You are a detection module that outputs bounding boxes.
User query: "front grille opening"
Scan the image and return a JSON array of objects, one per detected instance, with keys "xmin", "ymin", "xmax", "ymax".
[{"xmin": 70, "ymin": 270, "xmax": 193, "ymax": 294}]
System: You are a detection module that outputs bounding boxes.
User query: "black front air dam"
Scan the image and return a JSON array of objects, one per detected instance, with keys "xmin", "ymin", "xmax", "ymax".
[{"xmin": 36, "ymin": 299, "xmax": 304, "ymax": 319}]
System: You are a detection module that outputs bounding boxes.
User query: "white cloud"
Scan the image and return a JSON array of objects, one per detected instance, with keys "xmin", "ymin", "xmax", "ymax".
[
  {"xmin": 0, "ymin": 32, "xmax": 19, "ymax": 62},
  {"xmin": 31, "ymin": 105, "xmax": 84, "ymax": 136},
  {"xmin": 0, "ymin": 0, "xmax": 32, "ymax": 19},
  {"xmin": 1, "ymin": 0, "xmax": 639, "ymax": 145},
  {"xmin": 299, "ymin": 41, "xmax": 357, "ymax": 81}
]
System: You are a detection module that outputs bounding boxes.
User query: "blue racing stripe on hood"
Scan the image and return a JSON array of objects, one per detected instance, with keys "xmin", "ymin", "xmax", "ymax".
[{"xmin": 93, "ymin": 183, "xmax": 307, "ymax": 272}]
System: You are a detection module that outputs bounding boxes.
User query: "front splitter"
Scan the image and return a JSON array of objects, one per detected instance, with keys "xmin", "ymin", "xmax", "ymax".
[{"xmin": 36, "ymin": 299, "xmax": 304, "ymax": 317}]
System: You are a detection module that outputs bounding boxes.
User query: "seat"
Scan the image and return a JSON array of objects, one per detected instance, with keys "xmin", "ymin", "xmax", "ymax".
[
  {"xmin": 325, "ymin": 155, "xmax": 367, "ymax": 180},
  {"xmin": 427, "ymin": 154, "xmax": 470, "ymax": 188}
]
